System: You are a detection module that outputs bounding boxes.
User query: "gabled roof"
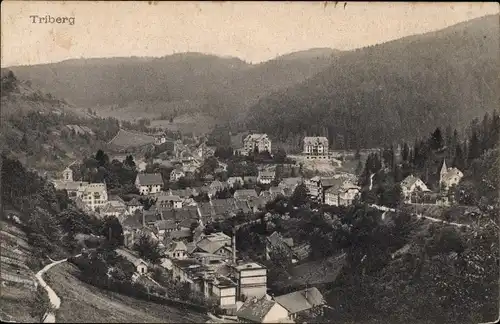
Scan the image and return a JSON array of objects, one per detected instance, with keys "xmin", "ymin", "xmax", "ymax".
[
  {"xmin": 167, "ymin": 241, "xmax": 188, "ymax": 253},
  {"xmin": 168, "ymin": 228, "xmax": 192, "ymax": 240},
  {"xmin": 303, "ymin": 136, "xmax": 328, "ymax": 146},
  {"xmin": 320, "ymin": 177, "xmax": 342, "ymax": 188},
  {"xmin": 196, "ymin": 240, "xmax": 231, "ymax": 254},
  {"xmin": 274, "ymin": 287, "xmax": 325, "ymax": 314},
  {"xmin": 125, "ymin": 198, "xmax": 142, "ymax": 206},
  {"xmin": 236, "ymin": 296, "xmax": 277, "ymax": 322},
  {"xmin": 156, "ymin": 194, "xmax": 182, "ymax": 203},
  {"xmin": 234, "ymin": 189, "xmax": 258, "ymax": 199},
  {"xmin": 155, "ymin": 219, "xmax": 177, "ymax": 231},
  {"xmin": 137, "ymin": 173, "xmax": 163, "ymax": 186},
  {"xmin": 121, "ymin": 214, "xmax": 143, "ymax": 230},
  {"xmin": 258, "ymin": 170, "xmax": 275, "ymax": 178}
]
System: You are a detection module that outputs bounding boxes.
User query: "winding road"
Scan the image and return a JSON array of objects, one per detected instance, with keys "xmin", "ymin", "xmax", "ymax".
[{"xmin": 35, "ymin": 255, "xmax": 81, "ymax": 323}]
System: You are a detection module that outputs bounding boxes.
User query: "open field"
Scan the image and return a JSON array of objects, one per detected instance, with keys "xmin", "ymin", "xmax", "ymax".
[
  {"xmin": 149, "ymin": 114, "xmax": 216, "ymax": 136},
  {"xmin": 285, "ymin": 253, "xmax": 347, "ymax": 288},
  {"xmin": 108, "ymin": 129, "xmax": 155, "ymax": 148},
  {"xmin": 0, "ymin": 219, "xmax": 39, "ymax": 323},
  {"xmin": 44, "ymin": 262, "xmax": 208, "ymax": 323}
]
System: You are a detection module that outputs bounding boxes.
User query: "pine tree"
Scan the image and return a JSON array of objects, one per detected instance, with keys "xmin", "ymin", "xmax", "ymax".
[
  {"xmin": 402, "ymin": 143, "xmax": 410, "ymax": 162},
  {"xmin": 429, "ymin": 127, "xmax": 443, "ymax": 151}
]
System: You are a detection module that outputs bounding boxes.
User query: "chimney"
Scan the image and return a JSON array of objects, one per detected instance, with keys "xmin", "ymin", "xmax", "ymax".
[{"xmin": 232, "ymin": 228, "xmax": 237, "ymax": 264}]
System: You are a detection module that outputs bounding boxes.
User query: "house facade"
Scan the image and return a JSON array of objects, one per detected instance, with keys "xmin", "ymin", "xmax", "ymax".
[
  {"xmin": 257, "ymin": 170, "xmax": 275, "ymax": 185},
  {"xmin": 243, "ymin": 134, "xmax": 272, "ymax": 155},
  {"xmin": 135, "ymin": 173, "xmax": 163, "ymax": 195},
  {"xmin": 80, "ymin": 183, "xmax": 108, "ymax": 212},
  {"xmin": 401, "ymin": 175, "xmax": 430, "ymax": 203},
  {"xmin": 303, "ymin": 137, "xmax": 329, "ymax": 159}
]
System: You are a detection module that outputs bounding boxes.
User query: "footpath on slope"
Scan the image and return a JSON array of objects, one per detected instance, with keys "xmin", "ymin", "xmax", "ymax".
[
  {"xmin": 369, "ymin": 204, "xmax": 471, "ymax": 228},
  {"xmin": 35, "ymin": 254, "xmax": 81, "ymax": 323}
]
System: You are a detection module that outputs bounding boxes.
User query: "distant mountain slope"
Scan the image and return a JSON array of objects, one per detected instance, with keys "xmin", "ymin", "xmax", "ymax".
[
  {"xmin": 6, "ymin": 48, "xmax": 341, "ymax": 121},
  {"xmin": 247, "ymin": 14, "xmax": 499, "ymax": 149}
]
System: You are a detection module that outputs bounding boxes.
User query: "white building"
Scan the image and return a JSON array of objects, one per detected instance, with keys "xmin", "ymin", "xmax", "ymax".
[
  {"xmin": 257, "ymin": 170, "xmax": 275, "ymax": 185},
  {"xmin": 243, "ymin": 134, "xmax": 272, "ymax": 155},
  {"xmin": 303, "ymin": 136, "xmax": 329, "ymax": 159},
  {"xmin": 125, "ymin": 198, "xmax": 143, "ymax": 215},
  {"xmin": 166, "ymin": 241, "xmax": 188, "ymax": 260},
  {"xmin": 135, "ymin": 173, "xmax": 163, "ymax": 195},
  {"xmin": 401, "ymin": 175, "xmax": 430, "ymax": 203},
  {"xmin": 170, "ymin": 169, "xmax": 186, "ymax": 182},
  {"xmin": 439, "ymin": 159, "xmax": 464, "ymax": 191},
  {"xmin": 80, "ymin": 183, "xmax": 108, "ymax": 212},
  {"xmin": 233, "ymin": 262, "xmax": 267, "ymax": 300}
]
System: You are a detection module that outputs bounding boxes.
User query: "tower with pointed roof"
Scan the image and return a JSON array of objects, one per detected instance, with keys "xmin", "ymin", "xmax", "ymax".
[
  {"xmin": 440, "ymin": 159, "xmax": 448, "ymax": 185},
  {"xmin": 62, "ymin": 167, "xmax": 73, "ymax": 182}
]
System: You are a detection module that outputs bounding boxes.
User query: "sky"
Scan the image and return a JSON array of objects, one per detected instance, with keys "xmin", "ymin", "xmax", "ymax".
[{"xmin": 1, "ymin": 1, "xmax": 499, "ymax": 67}]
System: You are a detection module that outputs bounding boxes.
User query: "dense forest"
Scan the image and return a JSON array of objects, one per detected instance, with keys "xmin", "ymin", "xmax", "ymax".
[
  {"xmin": 357, "ymin": 110, "xmax": 500, "ymax": 209},
  {"xmin": 246, "ymin": 15, "xmax": 499, "ymax": 149}
]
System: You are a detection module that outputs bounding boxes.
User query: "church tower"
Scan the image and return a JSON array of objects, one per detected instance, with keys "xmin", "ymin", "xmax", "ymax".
[
  {"xmin": 62, "ymin": 167, "xmax": 73, "ymax": 182},
  {"xmin": 439, "ymin": 159, "xmax": 448, "ymax": 185}
]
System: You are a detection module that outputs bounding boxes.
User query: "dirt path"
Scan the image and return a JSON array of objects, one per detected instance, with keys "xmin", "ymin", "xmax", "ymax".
[
  {"xmin": 370, "ymin": 204, "xmax": 471, "ymax": 228},
  {"xmin": 36, "ymin": 255, "xmax": 81, "ymax": 323}
]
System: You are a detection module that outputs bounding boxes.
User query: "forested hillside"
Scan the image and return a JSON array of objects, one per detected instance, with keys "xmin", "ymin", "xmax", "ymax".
[
  {"xmin": 247, "ymin": 14, "xmax": 499, "ymax": 149},
  {"xmin": 0, "ymin": 70, "xmax": 124, "ymax": 171},
  {"xmin": 6, "ymin": 49, "xmax": 340, "ymax": 121}
]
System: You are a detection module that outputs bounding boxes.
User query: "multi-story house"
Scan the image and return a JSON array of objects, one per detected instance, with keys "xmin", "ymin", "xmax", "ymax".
[
  {"xmin": 324, "ymin": 181, "xmax": 361, "ymax": 206},
  {"xmin": 233, "ymin": 262, "xmax": 267, "ymax": 300},
  {"xmin": 303, "ymin": 136, "xmax": 329, "ymax": 159},
  {"xmin": 135, "ymin": 173, "xmax": 163, "ymax": 195},
  {"xmin": 243, "ymin": 134, "xmax": 272, "ymax": 155},
  {"xmin": 401, "ymin": 175, "xmax": 430, "ymax": 203},
  {"xmin": 155, "ymin": 194, "xmax": 183, "ymax": 209},
  {"xmin": 257, "ymin": 170, "xmax": 275, "ymax": 185},
  {"xmin": 80, "ymin": 183, "xmax": 108, "ymax": 212}
]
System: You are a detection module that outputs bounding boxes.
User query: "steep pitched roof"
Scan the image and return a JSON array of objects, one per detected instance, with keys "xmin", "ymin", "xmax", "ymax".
[
  {"xmin": 236, "ymin": 296, "xmax": 277, "ymax": 323},
  {"xmin": 137, "ymin": 173, "xmax": 163, "ymax": 186},
  {"xmin": 125, "ymin": 198, "xmax": 142, "ymax": 206},
  {"xmin": 303, "ymin": 136, "xmax": 328, "ymax": 146},
  {"xmin": 401, "ymin": 175, "xmax": 427, "ymax": 190},
  {"xmin": 274, "ymin": 287, "xmax": 325, "ymax": 314},
  {"xmin": 121, "ymin": 214, "xmax": 143, "ymax": 230},
  {"xmin": 167, "ymin": 241, "xmax": 188, "ymax": 253},
  {"xmin": 320, "ymin": 177, "xmax": 342, "ymax": 188},
  {"xmin": 234, "ymin": 189, "xmax": 258, "ymax": 199}
]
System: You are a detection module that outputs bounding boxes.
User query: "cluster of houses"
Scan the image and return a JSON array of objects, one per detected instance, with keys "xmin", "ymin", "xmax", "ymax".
[
  {"xmin": 304, "ymin": 173, "xmax": 360, "ymax": 206},
  {"xmin": 400, "ymin": 159, "xmax": 464, "ymax": 205},
  {"xmin": 118, "ymin": 225, "xmax": 325, "ymax": 323}
]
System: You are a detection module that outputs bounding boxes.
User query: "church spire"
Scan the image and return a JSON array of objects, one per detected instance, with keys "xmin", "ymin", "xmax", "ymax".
[{"xmin": 440, "ymin": 159, "xmax": 448, "ymax": 176}]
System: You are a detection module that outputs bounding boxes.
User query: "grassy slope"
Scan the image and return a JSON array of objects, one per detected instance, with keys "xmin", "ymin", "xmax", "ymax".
[{"xmin": 45, "ymin": 263, "xmax": 208, "ymax": 323}]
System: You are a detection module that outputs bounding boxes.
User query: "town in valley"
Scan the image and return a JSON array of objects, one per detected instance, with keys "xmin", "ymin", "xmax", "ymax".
[{"xmin": 1, "ymin": 2, "xmax": 499, "ymax": 324}]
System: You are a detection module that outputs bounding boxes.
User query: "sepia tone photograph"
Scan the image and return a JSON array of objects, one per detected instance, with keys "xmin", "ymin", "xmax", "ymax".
[{"xmin": 0, "ymin": 1, "xmax": 499, "ymax": 323}]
